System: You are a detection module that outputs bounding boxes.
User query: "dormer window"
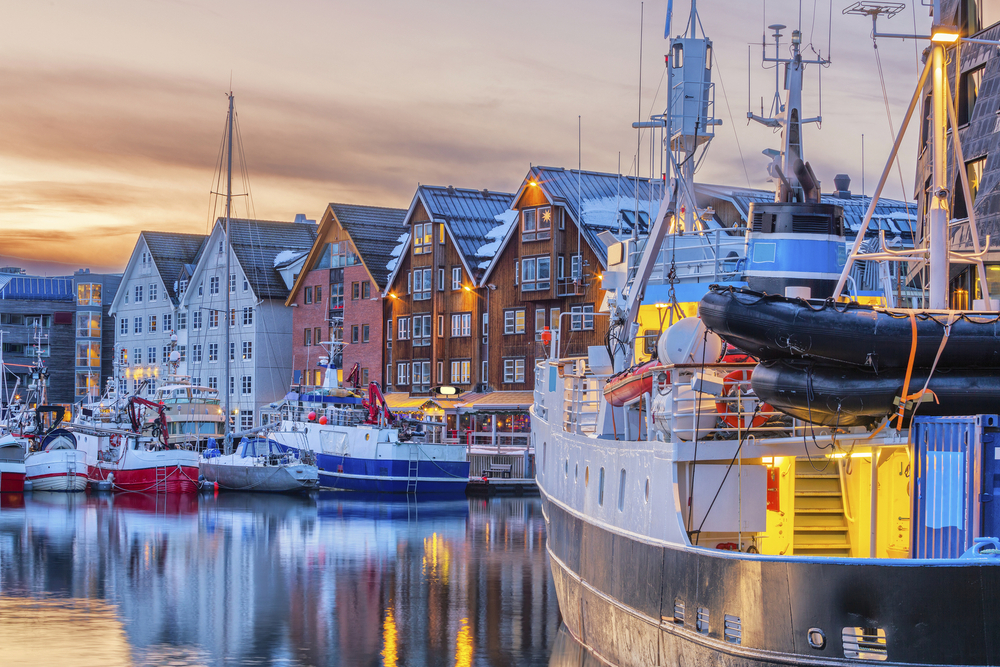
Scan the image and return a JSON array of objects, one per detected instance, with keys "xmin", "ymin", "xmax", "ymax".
[
  {"xmin": 537, "ymin": 207, "xmax": 552, "ymax": 240},
  {"xmin": 522, "ymin": 209, "xmax": 536, "ymax": 241}
]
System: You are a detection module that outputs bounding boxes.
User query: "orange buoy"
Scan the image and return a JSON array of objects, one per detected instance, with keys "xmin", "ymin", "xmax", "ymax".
[
  {"xmin": 307, "ymin": 411, "xmax": 317, "ymax": 421},
  {"xmin": 318, "ymin": 415, "xmax": 328, "ymax": 425}
]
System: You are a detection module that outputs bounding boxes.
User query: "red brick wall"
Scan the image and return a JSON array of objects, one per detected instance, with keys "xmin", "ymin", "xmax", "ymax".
[
  {"xmin": 291, "ymin": 267, "xmax": 331, "ymax": 386},
  {"xmin": 342, "ymin": 264, "xmax": 384, "ymax": 386}
]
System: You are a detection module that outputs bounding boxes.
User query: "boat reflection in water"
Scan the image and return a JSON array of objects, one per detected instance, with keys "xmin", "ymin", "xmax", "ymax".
[{"xmin": 0, "ymin": 492, "xmax": 559, "ymax": 666}]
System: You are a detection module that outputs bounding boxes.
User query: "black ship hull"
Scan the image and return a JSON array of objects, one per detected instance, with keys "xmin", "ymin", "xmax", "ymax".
[{"xmin": 542, "ymin": 491, "xmax": 1000, "ymax": 667}]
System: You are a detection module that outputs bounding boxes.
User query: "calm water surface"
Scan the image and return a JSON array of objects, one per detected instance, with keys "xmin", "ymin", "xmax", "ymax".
[{"xmin": 0, "ymin": 492, "xmax": 582, "ymax": 667}]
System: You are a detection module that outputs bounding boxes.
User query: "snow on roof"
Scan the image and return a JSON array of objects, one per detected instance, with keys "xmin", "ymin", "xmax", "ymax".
[
  {"xmin": 580, "ymin": 196, "xmax": 659, "ymax": 229},
  {"xmin": 273, "ymin": 249, "xmax": 308, "ymax": 269},
  {"xmin": 475, "ymin": 209, "xmax": 518, "ymax": 268},
  {"xmin": 386, "ymin": 233, "xmax": 409, "ymax": 273}
]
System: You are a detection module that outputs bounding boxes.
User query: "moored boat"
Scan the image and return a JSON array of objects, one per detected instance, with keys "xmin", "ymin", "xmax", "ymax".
[
  {"xmin": 0, "ymin": 434, "xmax": 25, "ymax": 493},
  {"xmin": 24, "ymin": 429, "xmax": 88, "ymax": 492},
  {"xmin": 201, "ymin": 436, "xmax": 319, "ymax": 493}
]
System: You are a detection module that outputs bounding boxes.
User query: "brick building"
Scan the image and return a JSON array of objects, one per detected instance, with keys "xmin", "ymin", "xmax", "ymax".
[{"xmin": 285, "ymin": 203, "xmax": 406, "ymax": 387}]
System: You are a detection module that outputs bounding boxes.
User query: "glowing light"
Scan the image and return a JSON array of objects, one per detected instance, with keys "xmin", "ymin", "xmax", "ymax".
[
  {"xmin": 529, "ymin": 180, "xmax": 537, "ymax": 187},
  {"xmin": 931, "ymin": 31, "xmax": 959, "ymax": 43},
  {"xmin": 827, "ymin": 452, "xmax": 872, "ymax": 459},
  {"xmin": 463, "ymin": 285, "xmax": 471, "ymax": 292},
  {"xmin": 454, "ymin": 618, "xmax": 473, "ymax": 667},
  {"xmin": 381, "ymin": 606, "xmax": 398, "ymax": 667},
  {"xmin": 389, "ymin": 293, "xmax": 397, "ymax": 300}
]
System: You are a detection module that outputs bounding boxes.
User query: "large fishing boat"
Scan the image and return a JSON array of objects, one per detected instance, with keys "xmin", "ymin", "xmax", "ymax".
[
  {"xmin": 535, "ymin": 3, "xmax": 1000, "ymax": 666},
  {"xmin": 266, "ymin": 354, "xmax": 469, "ymax": 493}
]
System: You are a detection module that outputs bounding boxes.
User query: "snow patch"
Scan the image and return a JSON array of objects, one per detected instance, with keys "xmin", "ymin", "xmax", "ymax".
[
  {"xmin": 273, "ymin": 249, "xmax": 307, "ymax": 268},
  {"xmin": 386, "ymin": 233, "xmax": 409, "ymax": 273},
  {"xmin": 474, "ymin": 209, "xmax": 518, "ymax": 268},
  {"xmin": 580, "ymin": 197, "xmax": 660, "ymax": 229}
]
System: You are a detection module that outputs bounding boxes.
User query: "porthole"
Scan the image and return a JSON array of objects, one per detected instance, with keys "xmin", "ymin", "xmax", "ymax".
[
  {"xmin": 564, "ymin": 459, "xmax": 568, "ymax": 477},
  {"xmin": 598, "ymin": 467, "xmax": 605, "ymax": 506},
  {"xmin": 807, "ymin": 628, "xmax": 826, "ymax": 650},
  {"xmin": 585, "ymin": 466, "xmax": 589, "ymax": 486},
  {"xmin": 617, "ymin": 469, "xmax": 627, "ymax": 512},
  {"xmin": 364, "ymin": 433, "xmax": 369, "ymax": 441},
  {"xmin": 645, "ymin": 478, "xmax": 650, "ymax": 503},
  {"xmin": 575, "ymin": 463, "xmax": 579, "ymax": 480}
]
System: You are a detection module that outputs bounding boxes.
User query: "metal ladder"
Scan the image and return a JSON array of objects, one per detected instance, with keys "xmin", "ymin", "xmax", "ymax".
[
  {"xmin": 155, "ymin": 466, "xmax": 168, "ymax": 493},
  {"xmin": 405, "ymin": 444, "xmax": 419, "ymax": 494}
]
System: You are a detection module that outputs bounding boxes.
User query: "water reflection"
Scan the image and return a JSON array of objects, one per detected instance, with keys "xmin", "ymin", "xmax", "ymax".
[{"xmin": 0, "ymin": 492, "xmax": 559, "ymax": 666}]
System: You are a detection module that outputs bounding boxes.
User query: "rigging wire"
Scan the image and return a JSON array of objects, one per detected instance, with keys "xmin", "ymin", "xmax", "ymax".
[
  {"xmin": 713, "ymin": 52, "xmax": 753, "ymax": 187},
  {"xmin": 872, "ymin": 37, "xmax": 917, "ymax": 221}
]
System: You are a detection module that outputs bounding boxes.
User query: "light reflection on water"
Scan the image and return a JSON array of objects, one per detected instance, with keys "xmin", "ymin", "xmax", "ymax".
[{"xmin": 0, "ymin": 492, "xmax": 561, "ymax": 666}]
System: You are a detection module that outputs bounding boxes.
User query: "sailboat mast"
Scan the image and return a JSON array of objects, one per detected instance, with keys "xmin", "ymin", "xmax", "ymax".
[{"xmin": 225, "ymin": 92, "xmax": 234, "ymax": 436}]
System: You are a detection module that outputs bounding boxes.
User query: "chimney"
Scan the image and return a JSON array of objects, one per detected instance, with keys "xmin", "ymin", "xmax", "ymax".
[{"xmin": 833, "ymin": 174, "xmax": 852, "ymax": 200}]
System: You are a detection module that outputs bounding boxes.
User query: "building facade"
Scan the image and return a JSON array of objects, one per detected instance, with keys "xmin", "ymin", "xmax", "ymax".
[
  {"xmin": 72, "ymin": 269, "xmax": 122, "ymax": 401},
  {"xmin": 286, "ymin": 203, "xmax": 407, "ymax": 388}
]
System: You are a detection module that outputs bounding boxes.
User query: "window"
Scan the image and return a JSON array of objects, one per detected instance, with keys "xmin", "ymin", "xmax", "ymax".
[
  {"xmin": 504, "ymin": 309, "xmax": 525, "ymax": 334},
  {"xmin": 450, "ymin": 360, "xmax": 471, "ymax": 384},
  {"xmin": 133, "ymin": 348, "xmax": 142, "ymax": 365},
  {"xmin": 482, "ymin": 313, "xmax": 489, "ymax": 337},
  {"xmin": 618, "ymin": 468, "xmax": 627, "ymax": 512},
  {"xmin": 437, "ymin": 360, "xmax": 444, "ymax": 383},
  {"xmin": 386, "ymin": 319, "xmax": 393, "ymax": 343},
  {"xmin": 305, "ymin": 286, "xmax": 313, "ymax": 304},
  {"xmin": 178, "ymin": 345, "xmax": 186, "ymax": 361},
  {"xmin": 414, "ymin": 269, "xmax": 432, "ymax": 300},
  {"xmin": 230, "ymin": 341, "xmax": 235, "ymax": 361},
  {"xmin": 396, "ymin": 362, "xmax": 410, "ymax": 385},
  {"xmin": 206, "ymin": 343, "xmax": 217, "ymax": 363},
  {"xmin": 482, "ymin": 360, "xmax": 488, "ymax": 383},
  {"xmin": 451, "ymin": 314, "xmax": 462, "ymax": 337},
  {"xmin": 164, "ymin": 313, "xmax": 172, "ymax": 332},
  {"xmin": 407, "ymin": 273, "xmax": 411, "ymax": 294},
  {"xmin": 598, "ymin": 467, "xmax": 605, "ymax": 506},
  {"xmin": 240, "ymin": 410, "xmax": 254, "ymax": 430},
  {"xmin": 218, "ymin": 239, "xmax": 224, "ymax": 254},
  {"xmin": 398, "ymin": 317, "xmax": 410, "ymax": 340},
  {"xmin": 959, "ymin": 65, "xmax": 985, "ymax": 126},
  {"xmin": 314, "ymin": 285, "xmax": 322, "ymax": 302},
  {"xmin": 75, "ymin": 342, "xmax": 100, "ymax": 367},
  {"xmin": 412, "ymin": 361, "xmax": 431, "ymax": 389},
  {"xmin": 329, "ymin": 283, "xmax": 344, "ymax": 310},
  {"xmin": 120, "ymin": 348, "xmax": 128, "ymax": 365},
  {"xmin": 208, "ymin": 310, "xmax": 219, "ymax": 329},
  {"xmin": 351, "ymin": 282, "xmax": 360, "ymax": 300},
  {"xmin": 134, "ymin": 285, "xmax": 143, "ymax": 303},
  {"xmin": 522, "ymin": 256, "xmax": 551, "ymax": 291},
  {"xmin": 192, "ymin": 344, "xmax": 202, "ymax": 363},
  {"xmin": 149, "ymin": 283, "xmax": 158, "ymax": 302},
  {"xmin": 439, "ymin": 223, "xmax": 446, "ymax": 244},
  {"xmin": 537, "ymin": 206, "xmax": 552, "ymax": 240},
  {"xmin": 571, "ymin": 304, "xmax": 595, "ymax": 331},
  {"xmin": 229, "ymin": 308, "xmax": 236, "ymax": 328},
  {"xmin": 558, "ymin": 255, "xmax": 565, "ymax": 279},
  {"xmin": 550, "ymin": 308, "xmax": 560, "ymax": 331},
  {"xmin": 503, "ymin": 358, "xmax": 525, "ymax": 383},
  {"xmin": 438, "ymin": 268, "xmax": 445, "ymax": 291},
  {"xmin": 559, "ymin": 208, "xmax": 565, "ymax": 230},
  {"xmin": 77, "ymin": 313, "xmax": 100, "ymax": 338},
  {"xmin": 535, "ymin": 309, "xmax": 546, "ymax": 340},
  {"xmin": 522, "ymin": 208, "xmax": 536, "ymax": 241},
  {"xmin": 209, "ymin": 276, "xmax": 219, "ymax": 295},
  {"xmin": 179, "ymin": 279, "xmax": 188, "ymax": 296},
  {"xmin": 452, "ymin": 267, "xmax": 462, "ymax": 290},
  {"xmin": 351, "ymin": 326, "xmax": 359, "ymax": 344},
  {"xmin": 413, "ymin": 222, "xmax": 434, "ymax": 254},
  {"xmin": 208, "ymin": 376, "xmax": 218, "ymax": 390},
  {"xmin": 133, "ymin": 316, "xmax": 142, "ymax": 335},
  {"xmin": 242, "ymin": 375, "xmax": 252, "ymax": 394},
  {"xmin": 438, "ymin": 315, "xmax": 444, "ymax": 337},
  {"xmin": 956, "ymin": 157, "xmax": 987, "ymax": 219},
  {"xmin": 192, "ymin": 311, "xmax": 202, "ymax": 330},
  {"xmin": 413, "ymin": 314, "xmax": 431, "ymax": 346},
  {"xmin": 163, "ymin": 345, "xmax": 171, "ymax": 363},
  {"xmin": 386, "ymin": 364, "xmax": 392, "ymax": 385},
  {"xmin": 77, "ymin": 283, "xmax": 102, "ymax": 307},
  {"xmin": 177, "ymin": 312, "xmax": 186, "ymax": 330},
  {"xmin": 243, "ymin": 341, "xmax": 253, "ymax": 360},
  {"xmin": 362, "ymin": 281, "xmax": 371, "ymax": 299},
  {"xmin": 148, "ymin": 346, "xmax": 156, "ymax": 364},
  {"xmin": 362, "ymin": 324, "xmax": 370, "ymax": 343},
  {"xmin": 571, "ymin": 255, "xmax": 581, "ymax": 279},
  {"xmin": 243, "ymin": 277, "xmax": 249, "ymax": 292},
  {"xmin": 230, "ymin": 273, "xmax": 236, "ymax": 293},
  {"xmin": 229, "ymin": 376, "xmax": 235, "ymax": 395},
  {"xmin": 243, "ymin": 307, "xmax": 253, "ymax": 326}
]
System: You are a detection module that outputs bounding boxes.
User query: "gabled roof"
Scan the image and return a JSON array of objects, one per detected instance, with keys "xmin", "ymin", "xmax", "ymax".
[
  {"xmin": 330, "ymin": 203, "xmax": 407, "ymax": 289},
  {"xmin": 142, "ymin": 231, "xmax": 209, "ymax": 304},
  {"xmin": 406, "ymin": 185, "xmax": 514, "ymax": 282},
  {"xmin": 513, "ymin": 166, "xmax": 663, "ymax": 267},
  {"xmin": 226, "ymin": 218, "xmax": 318, "ymax": 299}
]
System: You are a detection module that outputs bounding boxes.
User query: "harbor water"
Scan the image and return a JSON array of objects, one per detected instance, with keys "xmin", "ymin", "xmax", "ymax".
[{"xmin": 0, "ymin": 492, "xmax": 567, "ymax": 667}]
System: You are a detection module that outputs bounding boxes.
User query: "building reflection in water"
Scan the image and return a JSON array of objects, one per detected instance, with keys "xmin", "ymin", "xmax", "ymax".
[{"xmin": 0, "ymin": 491, "xmax": 559, "ymax": 666}]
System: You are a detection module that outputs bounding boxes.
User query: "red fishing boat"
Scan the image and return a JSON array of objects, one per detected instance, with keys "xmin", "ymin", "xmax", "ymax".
[{"xmin": 603, "ymin": 360, "xmax": 667, "ymax": 407}]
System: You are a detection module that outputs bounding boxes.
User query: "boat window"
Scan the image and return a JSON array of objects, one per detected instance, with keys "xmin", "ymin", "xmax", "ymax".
[
  {"xmin": 645, "ymin": 478, "xmax": 650, "ymax": 503},
  {"xmin": 575, "ymin": 463, "xmax": 579, "ymax": 481},
  {"xmin": 618, "ymin": 469, "xmax": 627, "ymax": 511},
  {"xmin": 198, "ymin": 422, "xmax": 216, "ymax": 434},
  {"xmin": 564, "ymin": 459, "xmax": 568, "ymax": 477},
  {"xmin": 598, "ymin": 467, "xmax": 605, "ymax": 506},
  {"xmin": 585, "ymin": 466, "xmax": 589, "ymax": 486}
]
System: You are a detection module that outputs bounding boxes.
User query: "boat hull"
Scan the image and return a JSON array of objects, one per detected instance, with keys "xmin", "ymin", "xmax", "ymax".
[
  {"xmin": 699, "ymin": 286, "xmax": 1000, "ymax": 369},
  {"xmin": 200, "ymin": 460, "xmax": 319, "ymax": 493},
  {"xmin": 541, "ymin": 489, "xmax": 1000, "ymax": 667},
  {"xmin": 0, "ymin": 461, "xmax": 25, "ymax": 493},
  {"xmin": 25, "ymin": 450, "xmax": 88, "ymax": 492},
  {"xmin": 311, "ymin": 453, "xmax": 470, "ymax": 493}
]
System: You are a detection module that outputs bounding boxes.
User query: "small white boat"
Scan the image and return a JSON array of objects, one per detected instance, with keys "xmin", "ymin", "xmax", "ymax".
[
  {"xmin": 0, "ymin": 433, "xmax": 25, "ymax": 493},
  {"xmin": 200, "ymin": 437, "xmax": 319, "ymax": 493},
  {"xmin": 24, "ymin": 429, "xmax": 88, "ymax": 492}
]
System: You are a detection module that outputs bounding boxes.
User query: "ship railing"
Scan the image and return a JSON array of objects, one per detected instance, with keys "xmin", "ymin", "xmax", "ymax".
[
  {"xmin": 467, "ymin": 452, "xmax": 530, "ymax": 479},
  {"xmin": 557, "ymin": 358, "xmax": 611, "ymax": 435},
  {"xmin": 647, "ymin": 226, "xmax": 747, "ymax": 285},
  {"xmin": 274, "ymin": 402, "xmax": 366, "ymax": 427}
]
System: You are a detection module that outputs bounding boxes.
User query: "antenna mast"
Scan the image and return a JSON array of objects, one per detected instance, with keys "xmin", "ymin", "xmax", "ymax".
[{"xmin": 224, "ymin": 92, "xmax": 234, "ymax": 438}]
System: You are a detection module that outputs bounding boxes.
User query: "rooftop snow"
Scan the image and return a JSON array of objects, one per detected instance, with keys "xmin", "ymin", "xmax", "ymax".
[
  {"xmin": 386, "ymin": 233, "xmax": 409, "ymax": 273},
  {"xmin": 475, "ymin": 209, "xmax": 518, "ymax": 268},
  {"xmin": 581, "ymin": 196, "xmax": 660, "ymax": 229}
]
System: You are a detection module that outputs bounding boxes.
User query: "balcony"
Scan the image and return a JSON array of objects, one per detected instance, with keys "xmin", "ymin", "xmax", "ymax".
[{"xmin": 556, "ymin": 278, "xmax": 589, "ymax": 297}]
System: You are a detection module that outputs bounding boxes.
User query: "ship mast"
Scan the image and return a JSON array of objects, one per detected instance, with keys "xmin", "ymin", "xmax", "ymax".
[
  {"xmin": 835, "ymin": 1, "xmax": 993, "ymax": 309},
  {"xmin": 224, "ymin": 92, "xmax": 234, "ymax": 438}
]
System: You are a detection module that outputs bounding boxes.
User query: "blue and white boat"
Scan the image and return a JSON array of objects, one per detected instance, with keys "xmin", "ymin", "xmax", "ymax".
[{"xmin": 266, "ymin": 353, "xmax": 469, "ymax": 493}]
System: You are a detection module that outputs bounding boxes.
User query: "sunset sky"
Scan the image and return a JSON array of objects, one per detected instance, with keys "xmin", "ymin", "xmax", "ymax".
[{"xmin": 0, "ymin": 0, "xmax": 936, "ymax": 274}]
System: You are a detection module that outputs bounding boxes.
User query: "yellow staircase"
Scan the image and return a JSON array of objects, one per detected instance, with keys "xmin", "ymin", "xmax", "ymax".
[{"xmin": 792, "ymin": 459, "xmax": 851, "ymax": 557}]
